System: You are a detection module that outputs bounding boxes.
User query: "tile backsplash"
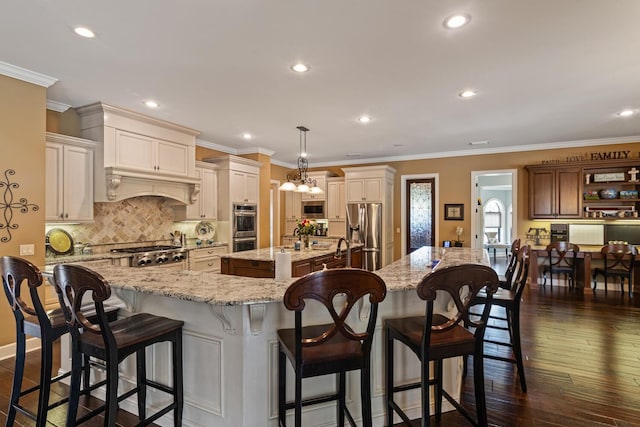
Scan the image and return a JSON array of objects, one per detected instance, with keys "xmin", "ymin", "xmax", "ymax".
[{"xmin": 45, "ymin": 196, "xmax": 208, "ymax": 251}]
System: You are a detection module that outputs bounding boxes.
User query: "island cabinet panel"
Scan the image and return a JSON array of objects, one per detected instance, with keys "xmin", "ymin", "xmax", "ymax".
[
  {"xmin": 221, "ymin": 258, "xmax": 274, "ymax": 278},
  {"xmin": 527, "ymin": 165, "xmax": 582, "ymax": 219}
]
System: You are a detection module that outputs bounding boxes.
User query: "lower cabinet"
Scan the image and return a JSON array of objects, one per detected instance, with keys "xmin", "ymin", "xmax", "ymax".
[
  {"xmin": 190, "ymin": 246, "xmax": 228, "ymax": 272},
  {"xmin": 221, "ymin": 258, "xmax": 274, "ymax": 277}
]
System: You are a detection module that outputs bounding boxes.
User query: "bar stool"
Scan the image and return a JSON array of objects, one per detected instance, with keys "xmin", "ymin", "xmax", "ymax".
[
  {"xmin": 592, "ymin": 243, "xmax": 637, "ymax": 296},
  {"xmin": 277, "ymin": 268, "xmax": 387, "ymax": 427},
  {"xmin": 499, "ymin": 239, "xmax": 521, "ymax": 290},
  {"xmin": 1, "ymin": 256, "xmax": 118, "ymax": 427},
  {"xmin": 385, "ymin": 264, "xmax": 499, "ymax": 427},
  {"xmin": 471, "ymin": 245, "xmax": 530, "ymax": 391},
  {"xmin": 53, "ymin": 263, "xmax": 184, "ymax": 427}
]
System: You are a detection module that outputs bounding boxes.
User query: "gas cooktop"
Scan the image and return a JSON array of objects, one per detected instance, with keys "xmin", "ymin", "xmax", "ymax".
[{"xmin": 111, "ymin": 245, "xmax": 187, "ymax": 267}]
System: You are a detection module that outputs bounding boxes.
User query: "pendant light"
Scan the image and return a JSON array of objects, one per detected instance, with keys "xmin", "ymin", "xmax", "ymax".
[{"xmin": 278, "ymin": 126, "xmax": 324, "ymax": 194}]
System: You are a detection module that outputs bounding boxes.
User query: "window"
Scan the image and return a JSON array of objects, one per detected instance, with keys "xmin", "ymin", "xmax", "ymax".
[{"xmin": 483, "ymin": 199, "xmax": 503, "ymax": 243}]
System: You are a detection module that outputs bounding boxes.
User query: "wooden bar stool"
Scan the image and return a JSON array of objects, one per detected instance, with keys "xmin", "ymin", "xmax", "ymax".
[
  {"xmin": 277, "ymin": 268, "xmax": 387, "ymax": 427},
  {"xmin": 53, "ymin": 263, "xmax": 184, "ymax": 427},
  {"xmin": 385, "ymin": 264, "xmax": 499, "ymax": 427},
  {"xmin": 592, "ymin": 243, "xmax": 638, "ymax": 296},
  {"xmin": 1, "ymin": 256, "xmax": 118, "ymax": 427},
  {"xmin": 542, "ymin": 242, "xmax": 579, "ymax": 287}
]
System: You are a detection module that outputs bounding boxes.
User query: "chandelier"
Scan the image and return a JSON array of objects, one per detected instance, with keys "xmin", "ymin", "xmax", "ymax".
[{"xmin": 278, "ymin": 126, "xmax": 324, "ymax": 194}]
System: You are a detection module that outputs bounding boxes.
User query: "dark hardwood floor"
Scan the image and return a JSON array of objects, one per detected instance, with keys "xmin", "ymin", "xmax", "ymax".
[{"xmin": 2, "ymin": 257, "xmax": 640, "ymax": 426}]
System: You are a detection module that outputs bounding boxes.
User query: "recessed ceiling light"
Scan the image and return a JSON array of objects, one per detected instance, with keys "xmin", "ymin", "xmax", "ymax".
[
  {"xmin": 618, "ymin": 109, "xmax": 635, "ymax": 117},
  {"xmin": 144, "ymin": 100, "xmax": 159, "ymax": 108},
  {"xmin": 443, "ymin": 14, "xmax": 471, "ymax": 29},
  {"xmin": 291, "ymin": 63, "xmax": 309, "ymax": 73},
  {"xmin": 358, "ymin": 115, "xmax": 371, "ymax": 123},
  {"xmin": 470, "ymin": 140, "xmax": 489, "ymax": 145},
  {"xmin": 242, "ymin": 133, "xmax": 253, "ymax": 140},
  {"xmin": 73, "ymin": 26, "xmax": 95, "ymax": 38},
  {"xmin": 459, "ymin": 90, "xmax": 477, "ymax": 98}
]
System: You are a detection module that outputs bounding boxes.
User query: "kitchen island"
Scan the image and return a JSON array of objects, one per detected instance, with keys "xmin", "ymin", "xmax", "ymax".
[{"xmin": 45, "ymin": 246, "xmax": 488, "ymax": 427}]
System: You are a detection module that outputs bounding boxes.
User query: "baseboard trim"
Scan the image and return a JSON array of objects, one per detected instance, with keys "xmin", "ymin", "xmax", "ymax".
[{"xmin": 0, "ymin": 338, "xmax": 41, "ymax": 361}]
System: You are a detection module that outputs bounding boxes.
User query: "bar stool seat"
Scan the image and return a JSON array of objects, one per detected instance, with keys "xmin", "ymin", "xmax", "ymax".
[
  {"xmin": 53, "ymin": 263, "xmax": 184, "ymax": 427},
  {"xmin": 1, "ymin": 256, "xmax": 118, "ymax": 427}
]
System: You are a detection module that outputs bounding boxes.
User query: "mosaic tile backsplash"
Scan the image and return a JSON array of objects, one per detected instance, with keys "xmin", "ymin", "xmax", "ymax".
[{"xmin": 45, "ymin": 197, "xmax": 211, "ymax": 253}]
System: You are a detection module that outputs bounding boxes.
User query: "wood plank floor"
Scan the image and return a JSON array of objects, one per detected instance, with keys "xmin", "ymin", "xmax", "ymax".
[
  {"xmin": 2, "ymin": 272, "xmax": 640, "ymax": 426},
  {"xmin": 396, "ymin": 282, "xmax": 640, "ymax": 427}
]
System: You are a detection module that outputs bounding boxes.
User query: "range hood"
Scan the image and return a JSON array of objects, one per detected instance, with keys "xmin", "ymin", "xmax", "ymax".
[{"xmin": 77, "ymin": 102, "xmax": 200, "ymax": 204}]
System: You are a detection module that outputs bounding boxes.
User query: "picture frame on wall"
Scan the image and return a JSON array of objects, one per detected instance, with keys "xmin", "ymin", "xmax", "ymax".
[{"xmin": 444, "ymin": 204, "xmax": 464, "ymax": 220}]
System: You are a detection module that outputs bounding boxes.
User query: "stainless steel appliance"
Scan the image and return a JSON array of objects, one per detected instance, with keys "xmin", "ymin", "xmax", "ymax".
[
  {"xmin": 301, "ymin": 201, "xmax": 325, "ymax": 219},
  {"xmin": 233, "ymin": 203, "xmax": 257, "ymax": 238},
  {"xmin": 550, "ymin": 223, "xmax": 569, "ymax": 242},
  {"xmin": 111, "ymin": 245, "xmax": 187, "ymax": 267},
  {"xmin": 346, "ymin": 203, "xmax": 382, "ymax": 271},
  {"xmin": 233, "ymin": 237, "xmax": 257, "ymax": 252}
]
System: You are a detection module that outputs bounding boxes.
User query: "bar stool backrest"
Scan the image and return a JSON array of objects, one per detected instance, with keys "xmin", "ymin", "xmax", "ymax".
[
  {"xmin": 53, "ymin": 264, "xmax": 115, "ymax": 348},
  {"xmin": 1, "ymin": 256, "xmax": 47, "ymax": 328},
  {"xmin": 601, "ymin": 243, "xmax": 638, "ymax": 274},
  {"xmin": 283, "ymin": 268, "xmax": 387, "ymax": 361},
  {"xmin": 511, "ymin": 245, "xmax": 531, "ymax": 301},
  {"xmin": 546, "ymin": 241, "xmax": 580, "ymax": 269},
  {"xmin": 417, "ymin": 264, "xmax": 499, "ymax": 345},
  {"xmin": 503, "ymin": 238, "xmax": 522, "ymax": 289}
]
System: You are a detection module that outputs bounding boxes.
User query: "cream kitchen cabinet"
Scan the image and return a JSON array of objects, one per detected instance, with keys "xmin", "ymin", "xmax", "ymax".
[
  {"xmin": 231, "ymin": 170, "xmax": 259, "ymax": 204},
  {"xmin": 284, "ymin": 191, "xmax": 302, "ymax": 219},
  {"xmin": 189, "ymin": 245, "xmax": 228, "ymax": 272},
  {"xmin": 115, "ymin": 130, "xmax": 190, "ymax": 177},
  {"xmin": 174, "ymin": 162, "xmax": 218, "ymax": 221},
  {"xmin": 45, "ymin": 133, "xmax": 95, "ymax": 223},
  {"xmin": 345, "ymin": 177, "xmax": 383, "ymax": 202},
  {"xmin": 300, "ymin": 173, "xmax": 327, "ymax": 201},
  {"xmin": 326, "ymin": 178, "xmax": 346, "ymax": 219}
]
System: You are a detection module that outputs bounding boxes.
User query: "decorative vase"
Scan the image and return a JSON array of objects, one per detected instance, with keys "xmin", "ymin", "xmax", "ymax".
[{"xmin": 302, "ymin": 235, "xmax": 310, "ymax": 249}]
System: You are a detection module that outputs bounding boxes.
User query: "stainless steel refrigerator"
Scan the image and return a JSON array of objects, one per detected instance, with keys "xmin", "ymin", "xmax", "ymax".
[{"xmin": 346, "ymin": 203, "xmax": 382, "ymax": 271}]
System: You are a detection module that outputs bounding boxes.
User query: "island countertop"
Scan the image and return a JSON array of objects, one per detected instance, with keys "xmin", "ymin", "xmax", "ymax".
[
  {"xmin": 43, "ymin": 246, "xmax": 489, "ymax": 306},
  {"xmin": 219, "ymin": 244, "xmax": 362, "ymax": 263}
]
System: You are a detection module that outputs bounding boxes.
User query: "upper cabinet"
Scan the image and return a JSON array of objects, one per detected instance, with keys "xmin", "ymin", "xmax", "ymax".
[
  {"xmin": 284, "ymin": 191, "xmax": 302, "ymax": 219},
  {"xmin": 326, "ymin": 177, "xmax": 346, "ymax": 219},
  {"xmin": 301, "ymin": 172, "xmax": 328, "ymax": 201},
  {"xmin": 77, "ymin": 102, "xmax": 200, "ymax": 204},
  {"xmin": 203, "ymin": 155, "xmax": 261, "ymax": 220},
  {"xmin": 45, "ymin": 133, "xmax": 95, "ymax": 223},
  {"xmin": 345, "ymin": 176, "xmax": 383, "ymax": 202},
  {"xmin": 527, "ymin": 165, "xmax": 582, "ymax": 219},
  {"xmin": 173, "ymin": 161, "xmax": 218, "ymax": 221}
]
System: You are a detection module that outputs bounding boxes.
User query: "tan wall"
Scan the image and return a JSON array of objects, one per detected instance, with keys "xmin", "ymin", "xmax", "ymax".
[
  {"xmin": 46, "ymin": 108, "xmax": 81, "ymax": 137},
  {"xmin": 0, "ymin": 75, "xmax": 47, "ymax": 346}
]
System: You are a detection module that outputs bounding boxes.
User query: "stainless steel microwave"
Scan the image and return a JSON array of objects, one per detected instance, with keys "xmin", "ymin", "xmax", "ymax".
[{"xmin": 301, "ymin": 201, "xmax": 325, "ymax": 219}]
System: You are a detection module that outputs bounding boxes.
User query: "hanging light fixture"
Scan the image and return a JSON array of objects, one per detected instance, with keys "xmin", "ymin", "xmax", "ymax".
[{"xmin": 279, "ymin": 126, "xmax": 324, "ymax": 194}]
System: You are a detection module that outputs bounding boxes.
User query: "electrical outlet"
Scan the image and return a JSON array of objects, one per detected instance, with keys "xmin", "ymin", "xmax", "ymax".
[{"xmin": 19, "ymin": 244, "xmax": 35, "ymax": 256}]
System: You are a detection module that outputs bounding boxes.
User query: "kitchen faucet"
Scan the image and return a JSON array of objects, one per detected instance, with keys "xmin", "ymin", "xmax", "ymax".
[{"xmin": 335, "ymin": 237, "xmax": 351, "ymax": 268}]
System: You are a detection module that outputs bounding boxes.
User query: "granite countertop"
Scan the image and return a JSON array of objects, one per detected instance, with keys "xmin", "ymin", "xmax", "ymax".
[{"xmin": 42, "ymin": 246, "xmax": 489, "ymax": 306}]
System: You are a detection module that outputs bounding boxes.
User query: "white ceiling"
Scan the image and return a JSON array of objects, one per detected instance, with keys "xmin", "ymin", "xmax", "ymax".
[{"xmin": 2, "ymin": 0, "xmax": 640, "ymax": 167}]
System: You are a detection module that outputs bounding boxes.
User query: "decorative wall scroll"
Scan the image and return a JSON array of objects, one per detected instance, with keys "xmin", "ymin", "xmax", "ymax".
[{"xmin": 0, "ymin": 169, "xmax": 39, "ymax": 243}]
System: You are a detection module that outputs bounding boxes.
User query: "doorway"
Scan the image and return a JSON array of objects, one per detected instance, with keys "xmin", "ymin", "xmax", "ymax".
[
  {"xmin": 471, "ymin": 170, "xmax": 517, "ymax": 255},
  {"xmin": 401, "ymin": 174, "xmax": 438, "ymax": 256}
]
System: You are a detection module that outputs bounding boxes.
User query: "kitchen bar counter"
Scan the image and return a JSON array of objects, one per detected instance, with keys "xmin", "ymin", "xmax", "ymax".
[{"xmin": 44, "ymin": 246, "xmax": 488, "ymax": 426}]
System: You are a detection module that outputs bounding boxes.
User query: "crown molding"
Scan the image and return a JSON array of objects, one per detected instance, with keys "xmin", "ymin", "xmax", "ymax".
[
  {"xmin": 237, "ymin": 147, "xmax": 275, "ymax": 157},
  {"xmin": 196, "ymin": 139, "xmax": 275, "ymax": 157},
  {"xmin": 46, "ymin": 99, "xmax": 71, "ymax": 112},
  {"xmin": 0, "ymin": 61, "xmax": 57, "ymax": 87}
]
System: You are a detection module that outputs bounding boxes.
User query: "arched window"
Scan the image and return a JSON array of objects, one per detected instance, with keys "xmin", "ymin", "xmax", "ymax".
[{"xmin": 483, "ymin": 199, "xmax": 505, "ymax": 243}]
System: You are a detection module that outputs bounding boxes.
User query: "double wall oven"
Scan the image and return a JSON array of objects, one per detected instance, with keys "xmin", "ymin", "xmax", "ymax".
[{"xmin": 233, "ymin": 203, "xmax": 257, "ymax": 252}]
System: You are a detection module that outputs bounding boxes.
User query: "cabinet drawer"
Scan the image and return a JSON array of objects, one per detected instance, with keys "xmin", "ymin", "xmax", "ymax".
[
  {"xmin": 192, "ymin": 257, "xmax": 221, "ymax": 272},
  {"xmin": 192, "ymin": 246, "xmax": 227, "ymax": 259}
]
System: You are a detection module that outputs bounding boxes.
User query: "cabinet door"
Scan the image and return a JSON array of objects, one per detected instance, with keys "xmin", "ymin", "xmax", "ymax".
[
  {"xmin": 115, "ymin": 130, "xmax": 156, "ymax": 172},
  {"xmin": 327, "ymin": 181, "xmax": 345, "ymax": 219},
  {"xmin": 245, "ymin": 172, "xmax": 259, "ymax": 203},
  {"xmin": 45, "ymin": 144, "xmax": 64, "ymax": 221},
  {"xmin": 63, "ymin": 145, "xmax": 94, "ymax": 221},
  {"xmin": 285, "ymin": 191, "xmax": 302, "ymax": 219},
  {"xmin": 346, "ymin": 179, "xmax": 365, "ymax": 202},
  {"xmin": 555, "ymin": 168, "xmax": 582, "ymax": 218},
  {"xmin": 301, "ymin": 176, "xmax": 326, "ymax": 201},
  {"xmin": 363, "ymin": 178, "xmax": 383, "ymax": 201},
  {"xmin": 156, "ymin": 139, "xmax": 189, "ymax": 176},
  {"xmin": 529, "ymin": 169, "xmax": 555, "ymax": 218},
  {"xmin": 200, "ymin": 167, "xmax": 217, "ymax": 219}
]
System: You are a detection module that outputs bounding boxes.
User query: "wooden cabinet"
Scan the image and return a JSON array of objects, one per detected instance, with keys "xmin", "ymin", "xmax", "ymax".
[
  {"xmin": 346, "ymin": 177, "xmax": 383, "ymax": 202},
  {"xmin": 527, "ymin": 166, "xmax": 582, "ymax": 219},
  {"xmin": 221, "ymin": 257, "xmax": 274, "ymax": 277},
  {"xmin": 189, "ymin": 245, "xmax": 227, "ymax": 272},
  {"xmin": 45, "ymin": 133, "xmax": 95, "ymax": 223},
  {"xmin": 582, "ymin": 162, "xmax": 640, "ymax": 219},
  {"xmin": 174, "ymin": 162, "xmax": 218, "ymax": 221},
  {"xmin": 326, "ymin": 178, "xmax": 346, "ymax": 219},
  {"xmin": 231, "ymin": 170, "xmax": 259, "ymax": 204}
]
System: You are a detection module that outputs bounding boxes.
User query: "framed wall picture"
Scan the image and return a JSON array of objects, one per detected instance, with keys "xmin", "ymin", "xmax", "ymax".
[{"xmin": 445, "ymin": 204, "xmax": 464, "ymax": 220}]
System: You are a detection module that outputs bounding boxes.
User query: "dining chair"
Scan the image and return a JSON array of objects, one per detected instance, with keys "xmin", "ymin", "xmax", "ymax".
[
  {"xmin": 542, "ymin": 242, "xmax": 580, "ymax": 287},
  {"xmin": 277, "ymin": 268, "xmax": 387, "ymax": 427},
  {"xmin": 385, "ymin": 264, "xmax": 499, "ymax": 427},
  {"xmin": 592, "ymin": 243, "xmax": 638, "ymax": 296}
]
